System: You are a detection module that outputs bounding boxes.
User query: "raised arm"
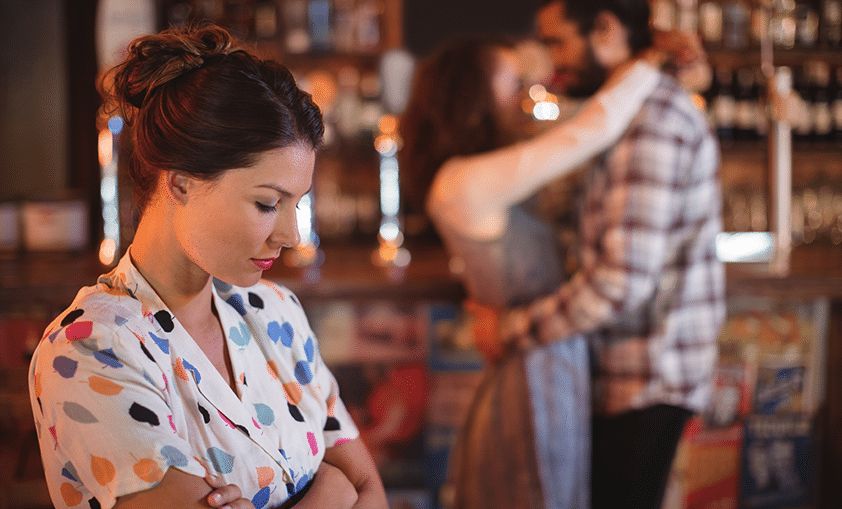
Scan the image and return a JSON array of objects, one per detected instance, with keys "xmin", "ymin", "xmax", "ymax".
[{"xmin": 426, "ymin": 60, "xmax": 661, "ymax": 240}]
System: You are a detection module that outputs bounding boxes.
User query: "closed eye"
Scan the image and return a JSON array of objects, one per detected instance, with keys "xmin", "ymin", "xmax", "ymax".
[{"xmin": 256, "ymin": 202, "xmax": 277, "ymax": 213}]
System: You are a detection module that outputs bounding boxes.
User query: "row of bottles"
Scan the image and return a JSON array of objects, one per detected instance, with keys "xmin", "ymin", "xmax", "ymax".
[
  {"xmin": 652, "ymin": 0, "xmax": 842, "ymax": 50},
  {"xmin": 706, "ymin": 61, "xmax": 842, "ymax": 143},
  {"xmin": 163, "ymin": 0, "xmax": 384, "ymax": 54},
  {"xmin": 725, "ymin": 179, "xmax": 842, "ymax": 246}
]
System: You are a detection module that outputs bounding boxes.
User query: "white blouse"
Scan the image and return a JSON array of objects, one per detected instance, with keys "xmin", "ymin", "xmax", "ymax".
[{"xmin": 29, "ymin": 251, "xmax": 358, "ymax": 509}]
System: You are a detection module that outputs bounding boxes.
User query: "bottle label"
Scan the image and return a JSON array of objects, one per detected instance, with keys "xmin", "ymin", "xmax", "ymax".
[
  {"xmin": 736, "ymin": 100, "xmax": 756, "ymax": 130},
  {"xmin": 700, "ymin": 2, "xmax": 723, "ymax": 42},
  {"xmin": 813, "ymin": 104, "xmax": 833, "ymax": 135},
  {"xmin": 833, "ymin": 99, "xmax": 842, "ymax": 129},
  {"xmin": 714, "ymin": 96, "xmax": 736, "ymax": 128},
  {"xmin": 795, "ymin": 104, "xmax": 813, "ymax": 135}
]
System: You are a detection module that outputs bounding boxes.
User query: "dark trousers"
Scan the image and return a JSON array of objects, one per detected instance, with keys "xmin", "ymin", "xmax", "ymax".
[{"xmin": 591, "ymin": 404, "xmax": 693, "ymax": 509}]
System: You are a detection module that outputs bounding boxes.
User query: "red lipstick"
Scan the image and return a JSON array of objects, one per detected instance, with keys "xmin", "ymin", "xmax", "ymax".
[{"xmin": 252, "ymin": 258, "xmax": 275, "ymax": 270}]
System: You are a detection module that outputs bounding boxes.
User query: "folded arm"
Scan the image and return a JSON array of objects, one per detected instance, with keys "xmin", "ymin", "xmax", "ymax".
[{"xmin": 290, "ymin": 438, "xmax": 387, "ymax": 509}]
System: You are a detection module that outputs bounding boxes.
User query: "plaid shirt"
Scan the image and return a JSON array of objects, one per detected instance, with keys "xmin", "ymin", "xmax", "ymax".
[{"xmin": 504, "ymin": 74, "xmax": 725, "ymax": 415}]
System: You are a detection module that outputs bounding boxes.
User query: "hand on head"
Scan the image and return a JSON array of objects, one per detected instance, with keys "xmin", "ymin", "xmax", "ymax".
[{"xmin": 647, "ymin": 29, "xmax": 707, "ymax": 69}]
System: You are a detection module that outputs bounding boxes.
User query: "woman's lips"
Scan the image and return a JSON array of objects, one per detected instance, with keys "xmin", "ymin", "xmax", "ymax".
[{"xmin": 252, "ymin": 258, "xmax": 276, "ymax": 270}]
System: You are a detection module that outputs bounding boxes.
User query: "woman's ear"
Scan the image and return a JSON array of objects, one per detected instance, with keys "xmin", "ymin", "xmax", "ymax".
[
  {"xmin": 165, "ymin": 171, "xmax": 193, "ymax": 205},
  {"xmin": 590, "ymin": 11, "xmax": 632, "ymax": 69}
]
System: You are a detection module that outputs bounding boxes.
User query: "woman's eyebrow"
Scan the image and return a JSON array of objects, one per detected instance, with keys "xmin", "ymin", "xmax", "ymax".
[{"xmin": 257, "ymin": 183, "xmax": 294, "ymax": 198}]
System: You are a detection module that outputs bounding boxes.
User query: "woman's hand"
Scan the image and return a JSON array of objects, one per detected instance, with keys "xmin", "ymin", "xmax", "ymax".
[
  {"xmin": 113, "ymin": 468, "xmax": 255, "ymax": 509},
  {"xmin": 648, "ymin": 29, "xmax": 706, "ymax": 68},
  {"xmin": 205, "ymin": 474, "xmax": 256, "ymax": 509},
  {"xmin": 464, "ymin": 299, "xmax": 504, "ymax": 363}
]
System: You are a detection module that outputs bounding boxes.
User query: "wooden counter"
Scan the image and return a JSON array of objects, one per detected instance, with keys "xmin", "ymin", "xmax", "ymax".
[{"xmin": 2, "ymin": 241, "xmax": 842, "ymax": 306}]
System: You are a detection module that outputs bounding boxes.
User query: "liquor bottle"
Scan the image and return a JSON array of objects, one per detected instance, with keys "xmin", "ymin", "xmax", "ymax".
[
  {"xmin": 254, "ymin": 1, "xmax": 278, "ymax": 39},
  {"xmin": 735, "ymin": 67, "xmax": 759, "ymax": 140},
  {"xmin": 824, "ymin": 0, "xmax": 842, "ymax": 47},
  {"xmin": 283, "ymin": 0, "xmax": 311, "ymax": 53},
  {"xmin": 751, "ymin": 0, "xmax": 770, "ymax": 47},
  {"xmin": 223, "ymin": 0, "xmax": 255, "ymax": 40},
  {"xmin": 722, "ymin": 0, "xmax": 752, "ymax": 49},
  {"xmin": 308, "ymin": 0, "xmax": 332, "ymax": 52},
  {"xmin": 832, "ymin": 67, "xmax": 842, "ymax": 143},
  {"xmin": 795, "ymin": 0, "xmax": 820, "ymax": 47},
  {"xmin": 332, "ymin": 0, "xmax": 355, "ymax": 52},
  {"xmin": 652, "ymin": 0, "xmax": 678, "ymax": 31},
  {"xmin": 754, "ymin": 67, "xmax": 770, "ymax": 139},
  {"xmin": 355, "ymin": 0, "xmax": 382, "ymax": 53},
  {"xmin": 770, "ymin": 0, "xmax": 798, "ymax": 49},
  {"xmin": 713, "ymin": 67, "xmax": 737, "ymax": 142},
  {"xmin": 699, "ymin": 0, "xmax": 724, "ymax": 47},
  {"xmin": 793, "ymin": 65, "xmax": 815, "ymax": 143},
  {"xmin": 812, "ymin": 61, "xmax": 834, "ymax": 142},
  {"xmin": 676, "ymin": 0, "xmax": 700, "ymax": 32}
]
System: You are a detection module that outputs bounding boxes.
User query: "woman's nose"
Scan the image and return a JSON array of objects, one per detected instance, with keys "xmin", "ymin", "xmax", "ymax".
[{"xmin": 267, "ymin": 206, "xmax": 300, "ymax": 249}]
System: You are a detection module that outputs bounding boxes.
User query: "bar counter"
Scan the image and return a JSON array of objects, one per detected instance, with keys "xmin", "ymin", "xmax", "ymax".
[{"xmin": 2, "ymin": 242, "xmax": 842, "ymax": 305}]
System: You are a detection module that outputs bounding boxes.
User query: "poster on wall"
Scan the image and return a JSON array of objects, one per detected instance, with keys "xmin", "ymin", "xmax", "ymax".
[{"xmin": 739, "ymin": 414, "xmax": 814, "ymax": 509}]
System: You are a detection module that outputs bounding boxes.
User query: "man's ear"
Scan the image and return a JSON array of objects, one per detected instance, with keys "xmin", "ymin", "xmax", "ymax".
[
  {"xmin": 165, "ymin": 170, "xmax": 193, "ymax": 205},
  {"xmin": 590, "ymin": 11, "xmax": 632, "ymax": 69}
]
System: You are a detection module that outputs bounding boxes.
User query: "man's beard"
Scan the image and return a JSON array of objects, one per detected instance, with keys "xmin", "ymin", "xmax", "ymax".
[{"xmin": 562, "ymin": 43, "xmax": 608, "ymax": 99}]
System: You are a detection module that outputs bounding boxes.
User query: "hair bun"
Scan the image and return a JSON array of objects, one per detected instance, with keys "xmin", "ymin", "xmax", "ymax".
[{"xmin": 120, "ymin": 22, "xmax": 237, "ymax": 108}]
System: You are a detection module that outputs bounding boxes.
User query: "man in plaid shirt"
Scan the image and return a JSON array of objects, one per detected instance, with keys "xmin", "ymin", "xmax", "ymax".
[{"xmin": 502, "ymin": 1, "xmax": 726, "ymax": 507}]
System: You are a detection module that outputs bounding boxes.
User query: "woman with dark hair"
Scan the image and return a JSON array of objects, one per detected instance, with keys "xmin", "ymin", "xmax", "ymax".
[
  {"xmin": 399, "ymin": 33, "xmax": 701, "ymax": 509},
  {"xmin": 29, "ymin": 23, "xmax": 386, "ymax": 509}
]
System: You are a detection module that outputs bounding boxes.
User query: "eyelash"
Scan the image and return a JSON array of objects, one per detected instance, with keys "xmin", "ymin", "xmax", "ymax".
[
  {"xmin": 256, "ymin": 201, "xmax": 305, "ymax": 213},
  {"xmin": 256, "ymin": 202, "xmax": 277, "ymax": 213}
]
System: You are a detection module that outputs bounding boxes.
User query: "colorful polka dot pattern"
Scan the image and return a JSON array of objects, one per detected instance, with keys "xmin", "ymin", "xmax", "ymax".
[{"xmin": 29, "ymin": 251, "xmax": 358, "ymax": 508}]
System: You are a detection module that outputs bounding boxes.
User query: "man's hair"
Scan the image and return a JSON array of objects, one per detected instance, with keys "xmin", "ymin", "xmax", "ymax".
[{"xmin": 540, "ymin": 0, "xmax": 652, "ymax": 53}]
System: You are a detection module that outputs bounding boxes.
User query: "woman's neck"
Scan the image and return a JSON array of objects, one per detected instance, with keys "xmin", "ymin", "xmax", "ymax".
[{"xmin": 130, "ymin": 209, "xmax": 216, "ymax": 331}]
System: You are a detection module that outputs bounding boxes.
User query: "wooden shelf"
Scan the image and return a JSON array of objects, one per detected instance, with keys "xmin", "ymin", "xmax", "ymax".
[{"xmin": 707, "ymin": 48, "xmax": 842, "ymax": 69}]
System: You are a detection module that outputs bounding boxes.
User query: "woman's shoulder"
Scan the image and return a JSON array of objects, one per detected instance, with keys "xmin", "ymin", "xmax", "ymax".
[{"xmin": 35, "ymin": 280, "xmax": 161, "ymax": 368}]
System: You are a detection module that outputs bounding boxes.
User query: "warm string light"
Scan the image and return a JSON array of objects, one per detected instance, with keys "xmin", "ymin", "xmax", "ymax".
[
  {"xmin": 373, "ymin": 114, "xmax": 410, "ymax": 273},
  {"xmin": 98, "ymin": 116, "xmax": 123, "ymax": 266}
]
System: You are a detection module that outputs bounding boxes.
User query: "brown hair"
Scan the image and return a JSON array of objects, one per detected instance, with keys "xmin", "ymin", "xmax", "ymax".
[
  {"xmin": 539, "ymin": 0, "xmax": 652, "ymax": 54},
  {"xmin": 398, "ymin": 35, "xmax": 517, "ymax": 214},
  {"xmin": 101, "ymin": 22, "xmax": 324, "ymax": 215}
]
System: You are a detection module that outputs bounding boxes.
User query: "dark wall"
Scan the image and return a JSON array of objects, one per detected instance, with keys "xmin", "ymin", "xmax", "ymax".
[{"xmin": 402, "ymin": 0, "xmax": 542, "ymax": 57}]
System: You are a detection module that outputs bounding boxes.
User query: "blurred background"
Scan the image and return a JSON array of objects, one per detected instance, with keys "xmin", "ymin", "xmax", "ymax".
[{"xmin": 1, "ymin": 0, "xmax": 841, "ymax": 508}]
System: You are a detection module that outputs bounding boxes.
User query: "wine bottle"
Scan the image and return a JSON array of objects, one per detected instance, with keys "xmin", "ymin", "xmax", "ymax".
[
  {"xmin": 700, "ymin": 0, "xmax": 724, "ymax": 47},
  {"xmin": 812, "ymin": 61, "xmax": 834, "ymax": 142},
  {"xmin": 831, "ymin": 66, "xmax": 842, "ymax": 143},
  {"xmin": 770, "ymin": 0, "xmax": 797, "ymax": 49},
  {"xmin": 795, "ymin": 0, "xmax": 820, "ymax": 47},
  {"xmin": 308, "ymin": 0, "xmax": 332, "ymax": 52},
  {"xmin": 723, "ymin": 0, "xmax": 752, "ymax": 49},
  {"xmin": 793, "ymin": 65, "xmax": 815, "ymax": 143},
  {"xmin": 735, "ymin": 67, "xmax": 758, "ymax": 140},
  {"xmin": 713, "ymin": 67, "xmax": 737, "ymax": 142},
  {"xmin": 824, "ymin": 0, "xmax": 842, "ymax": 47}
]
